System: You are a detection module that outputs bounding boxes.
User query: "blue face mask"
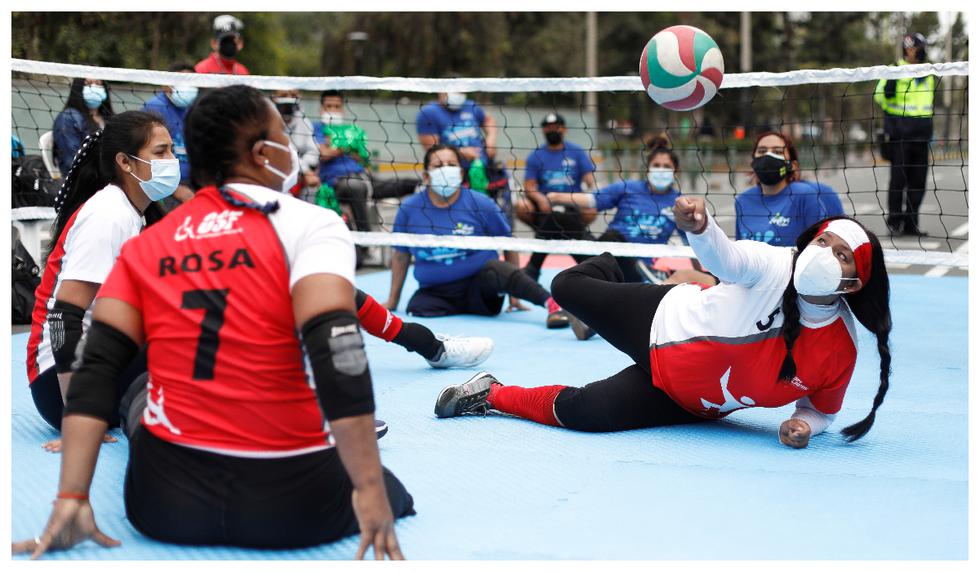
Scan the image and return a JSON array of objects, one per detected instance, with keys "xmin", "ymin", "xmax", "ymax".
[
  {"xmin": 129, "ymin": 155, "xmax": 180, "ymax": 201},
  {"xmin": 428, "ymin": 166, "xmax": 463, "ymax": 198},
  {"xmin": 169, "ymin": 86, "xmax": 199, "ymax": 108},
  {"xmin": 82, "ymin": 85, "xmax": 107, "ymax": 109}
]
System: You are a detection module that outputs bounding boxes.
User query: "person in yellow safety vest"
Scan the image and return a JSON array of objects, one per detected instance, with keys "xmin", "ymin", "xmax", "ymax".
[{"xmin": 874, "ymin": 32, "xmax": 935, "ymax": 237}]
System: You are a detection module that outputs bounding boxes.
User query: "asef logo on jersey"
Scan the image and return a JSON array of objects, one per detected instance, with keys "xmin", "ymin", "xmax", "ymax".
[{"xmin": 175, "ymin": 210, "xmax": 245, "ymax": 242}]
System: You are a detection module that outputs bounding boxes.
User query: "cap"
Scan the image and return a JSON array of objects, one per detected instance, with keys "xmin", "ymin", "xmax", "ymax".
[
  {"xmin": 541, "ymin": 113, "xmax": 565, "ymax": 127},
  {"xmin": 903, "ymin": 32, "xmax": 927, "ymax": 49},
  {"xmin": 214, "ymin": 15, "xmax": 244, "ymax": 39}
]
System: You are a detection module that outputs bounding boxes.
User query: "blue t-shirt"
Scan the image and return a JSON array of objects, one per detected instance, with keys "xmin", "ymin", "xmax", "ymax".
[
  {"xmin": 801, "ymin": 180, "xmax": 846, "ymax": 217},
  {"xmin": 311, "ymin": 121, "xmax": 366, "ymax": 186},
  {"xmin": 393, "ymin": 188, "xmax": 511, "ymax": 287},
  {"xmin": 142, "ymin": 92, "xmax": 190, "ymax": 183},
  {"xmin": 595, "ymin": 180, "xmax": 684, "ymax": 247},
  {"xmin": 416, "ymin": 101, "xmax": 488, "ymax": 166},
  {"xmin": 735, "ymin": 181, "xmax": 831, "ymax": 246},
  {"xmin": 524, "ymin": 142, "xmax": 595, "ymax": 193}
]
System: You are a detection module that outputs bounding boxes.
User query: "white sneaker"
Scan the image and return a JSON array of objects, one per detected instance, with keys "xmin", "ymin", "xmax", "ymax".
[{"xmin": 426, "ymin": 334, "xmax": 494, "ymax": 369}]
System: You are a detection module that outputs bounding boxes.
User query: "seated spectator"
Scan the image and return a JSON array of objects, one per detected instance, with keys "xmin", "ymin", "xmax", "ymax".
[
  {"xmin": 313, "ymin": 90, "xmax": 417, "ymax": 233},
  {"xmin": 194, "ymin": 14, "xmax": 249, "ymax": 75},
  {"xmin": 516, "ymin": 113, "xmax": 598, "ymax": 281},
  {"xmin": 141, "ymin": 62, "xmax": 198, "ymax": 208},
  {"xmin": 52, "ymin": 78, "xmax": 113, "ymax": 176},
  {"xmin": 384, "ymin": 144, "xmax": 569, "ymax": 329},
  {"xmin": 415, "ymin": 87, "xmax": 504, "ymax": 199},
  {"xmin": 669, "ymin": 131, "xmax": 838, "ymax": 289},
  {"xmin": 272, "ymin": 89, "xmax": 321, "ymax": 203},
  {"xmin": 735, "ymin": 131, "xmax": 833, "ymax": 246},
  {"xmin": 547, "ymin": 143, "xmax": 687, "ymax": 284}
]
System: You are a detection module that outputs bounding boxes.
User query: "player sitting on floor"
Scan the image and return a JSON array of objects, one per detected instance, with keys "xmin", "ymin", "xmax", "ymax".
[{"xmin": 434, "ymin": 196, "xmax": 893, "ymax": 450}]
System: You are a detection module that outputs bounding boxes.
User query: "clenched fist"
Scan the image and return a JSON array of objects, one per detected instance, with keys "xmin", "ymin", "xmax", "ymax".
[{"xmin": 673, "ymin": 196, "xmax": 708, "ymax": 234}]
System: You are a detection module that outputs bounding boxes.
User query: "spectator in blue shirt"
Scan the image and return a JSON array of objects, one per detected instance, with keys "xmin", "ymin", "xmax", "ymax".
[
  {"xmin": 516, "ymin": 113, "xmax": 598, "ymax": 281},
  {"xmin": 52, "ymin": 78, "xmax": 114, "ymax": 176},
  {"xmin": 385, "ymin": 144, "xmax": 568, "ymax": 329},
  {"xmin": 416, "ymin": 89, "xmax": 501, "ymax": 195},
  {"xmin": 735, "ymin": 131, "xmax": 833, "ymax": 247},
  {"xmin": 142, "ymin": 62, "xmax": 198, "ymax": 208},
  {"xmin": 548, "ymin": 144, "xmax": 688, "ymax": 283}
]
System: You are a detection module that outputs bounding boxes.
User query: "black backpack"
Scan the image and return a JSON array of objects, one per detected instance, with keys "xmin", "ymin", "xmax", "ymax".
[
  {"xmin": 12, "ymin": 232, "xmax": 42, "ymax": 325},
  {"xmin": 12, "ymin": 155, "xmax": 59, "ymax": 208}
]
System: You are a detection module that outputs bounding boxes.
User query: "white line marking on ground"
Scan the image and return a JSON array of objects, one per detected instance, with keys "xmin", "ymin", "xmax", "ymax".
[{"xmin": 925, "ymin": 240, "xmax": 969, "ymax": 277}]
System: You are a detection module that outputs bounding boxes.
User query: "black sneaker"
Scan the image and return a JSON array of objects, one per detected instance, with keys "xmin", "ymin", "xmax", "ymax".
[
  {"xmin": 375, "ymin": 419, "xmax": 388, "ymax": 440},
  {"xmin": 434, "ymin": 371, "xmax": 499, "ymax": 418},
  {"xmin": 568, "ymin": 312, "xmax": 596, "ymax": 341}
]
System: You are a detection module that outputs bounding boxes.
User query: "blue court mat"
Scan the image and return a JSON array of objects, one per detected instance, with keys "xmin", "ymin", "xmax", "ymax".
[{"xmin": 10, "ymin": 270, "xmax": 968, "ymax": 559}]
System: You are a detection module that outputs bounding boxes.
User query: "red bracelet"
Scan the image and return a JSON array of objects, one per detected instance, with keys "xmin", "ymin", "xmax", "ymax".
[{"xmin": 56, "ymin": 491, "xmax": 89, "ymax": 501}]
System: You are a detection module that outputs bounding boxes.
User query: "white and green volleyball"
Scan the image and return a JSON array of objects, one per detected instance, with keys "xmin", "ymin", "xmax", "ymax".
[{"xmin": 639, "ymin": 25, "xmax": 725, "ymax": 111}]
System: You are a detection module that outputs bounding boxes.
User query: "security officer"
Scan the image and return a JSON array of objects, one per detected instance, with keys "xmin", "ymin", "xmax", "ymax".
[{"xmin": 875, "ymin": 32, "xmax": 935, "ymax": 236}]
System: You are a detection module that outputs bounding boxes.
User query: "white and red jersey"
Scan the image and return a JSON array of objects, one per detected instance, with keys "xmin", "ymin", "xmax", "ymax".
[
  {"xmin": 649, "ymin": 214, "xmax": 858, "ymax": 424},
  {"xmin": 98, "ymin": 184, "xmax": 355, "ymax": 458},
  {"xmin": 26, "ymin": 185, "xmax": 143, "ymax": 382}
]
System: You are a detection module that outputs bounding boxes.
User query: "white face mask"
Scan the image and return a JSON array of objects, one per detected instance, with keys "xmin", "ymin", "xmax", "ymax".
[
  {"xmin": 321, "ymin": 111, "xmax": 345, "ymax": 125},
  {"xmin": 647, "ymin": 167, "xmax": 675, "ymax": 191},
  {"xmin": 445, "ymin": 92, "xmax": 466, "ymax": 110},
  {"xmin": 169, "ymin": 86, "xmax": 199, "ymax": 108},
  {"xmin": 428, "ymin": 165, "xmax": 463, "ymax": 198},
  {"xmin": 128, "ymin": 155, "xmax": 181, "ymax": 201},
  {"xmin": 82, "ymin": 85, "xmax": 107, "ymax": 109},
  {"xmin": 793, "ymin": 244, "xmax": 857, "ymax": 296},
  {"xmin": 261, "ymin": 140, "xmax": 300, "ymax": 194}
]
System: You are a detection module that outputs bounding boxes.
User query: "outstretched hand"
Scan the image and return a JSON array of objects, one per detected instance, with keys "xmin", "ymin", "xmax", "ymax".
[
  {"xmin": 673, "ymin": 196, "xmax": 708, "ymax": 234},
  {"xmin": 12, "ymin": 499, "xmax": 120, "ymax": 559}
]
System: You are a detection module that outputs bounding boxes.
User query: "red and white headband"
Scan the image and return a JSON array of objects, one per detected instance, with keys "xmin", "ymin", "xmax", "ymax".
[{"xmin": 818, "ymin": 219, "xmax": 872, "ymax": 285}]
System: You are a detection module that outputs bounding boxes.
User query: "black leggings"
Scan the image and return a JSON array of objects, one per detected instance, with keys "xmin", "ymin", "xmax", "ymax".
[
  {"xmin": 124, "ymin": 425, "xmax": 415, "ymax": 548},
  {"xmin": 407, "ymin": 259, "xmax": 551, "ymax": 317},
  {"xmin": 886, "ymin": 138, "xmax": 930, "ymax": 232},
  {"xmin": 354, "ymin": 288, "xmax": 443, "ymax": 361},
  {"xmin": 526, "ymin": 210, "xmax": 593, "ymax": 274},
  {"xmin": 30, "ymin": 349, "xmax": 147, "ymax": 431},
  {"xmin": 597, "ymin": 229, "xmax": 646, "ymax": 283},
  {"xmin": 549, "ymin": 252, "xmax": 704, "ymax": 431}
]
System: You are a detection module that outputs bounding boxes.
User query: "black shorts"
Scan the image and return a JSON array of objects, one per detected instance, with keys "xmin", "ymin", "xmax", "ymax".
[
  {"xmin": 124, "ymin": 426, "xmax": 415, "ymax": 549},
  {"xmin": 406, "ymin": 274, "xmax": 504, "ymax": 317}
]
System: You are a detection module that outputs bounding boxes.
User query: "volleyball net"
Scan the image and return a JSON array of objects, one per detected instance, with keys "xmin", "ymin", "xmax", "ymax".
[{"xmin": 10, "ymin": 58, "xmax": 969, "ymax": 268}]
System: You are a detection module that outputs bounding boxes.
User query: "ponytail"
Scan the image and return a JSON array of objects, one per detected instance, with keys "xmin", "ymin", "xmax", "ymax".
[
  {"xmin": 218, "ymin": 185, "xmax": 280, "ymax": 215},
  {"xmin": 48, "ymin": 130, "xmax": 107, "ymax": 261}
]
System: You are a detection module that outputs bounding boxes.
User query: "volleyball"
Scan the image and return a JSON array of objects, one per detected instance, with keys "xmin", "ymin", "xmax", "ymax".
[{"xmin": 639, "ymin": 25, "xmax": 725, "ymax": 111}]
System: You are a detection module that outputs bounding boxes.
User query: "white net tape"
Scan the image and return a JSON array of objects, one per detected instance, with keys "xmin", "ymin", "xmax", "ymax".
[{"xmin": 15, "ymin": 58, "xmax": 968, "ymax": 268}]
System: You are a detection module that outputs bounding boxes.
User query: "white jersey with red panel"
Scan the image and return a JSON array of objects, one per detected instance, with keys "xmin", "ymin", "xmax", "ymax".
[
  {"xmin": 649, "ymin": 214, "xmax": 858, "ymax": 424},
  {"xmin": 98, "ymin": 183, "xmax": 356, "ymax": 458},
  {"xmin": 26, "ymin": 184, "xmax": 143, "ymax": 382}
]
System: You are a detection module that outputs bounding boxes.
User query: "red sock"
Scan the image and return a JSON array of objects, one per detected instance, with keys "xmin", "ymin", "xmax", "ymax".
[
  {"xmin": 488, "ymin": 384, "xmax": 567, "ymax": 427},
  {"xmin": 546, "ymin": 296, "xmax": 562, "ymax": 314},
  {"xmin": 356, "ymin": 293, "xmax": 403, "ymax": 342}
]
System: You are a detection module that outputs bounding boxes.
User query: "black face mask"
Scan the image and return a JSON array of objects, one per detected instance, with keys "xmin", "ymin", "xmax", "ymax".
[
  {"xmin": 218, "ymin": 36, "xmax": 238, "ymax": 59},
  {"xmin": 545, "ymin": 131, "xmax": 563, "ymax": 145},
  {"xmin": 751, "ymin": 153, "xmax": 791, "ymax": 186},
  {"xmin": 275, "ymin": 102, "xmax": 298, "ymax": 120}
]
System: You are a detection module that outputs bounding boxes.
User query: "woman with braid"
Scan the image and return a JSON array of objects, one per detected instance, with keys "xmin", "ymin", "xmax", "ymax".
[
  {"xmin": 14, "ymin": 85, "xmax": 412, "ymax": 559},
  {"xmin": 435, "ymin": 196, "xmax": 892, "ymax": 449},
  {"xmin": 26, "ymin": 111, "xmax": 175, "ymax": 451}
]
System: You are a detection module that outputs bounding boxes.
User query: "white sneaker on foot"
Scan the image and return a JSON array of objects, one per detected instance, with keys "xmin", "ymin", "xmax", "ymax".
[{"xmin": 426, "ymin": 334, "xmax": 494, "ymax": 369}]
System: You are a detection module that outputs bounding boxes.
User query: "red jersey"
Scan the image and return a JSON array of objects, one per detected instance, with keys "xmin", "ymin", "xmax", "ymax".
[
  {"xmin": 98, "ymin": 185, "xmax": 355, "ymax": 457},
  {"xmin": 194, "ymin": 53, "xmax": 250, "ymax": 75},
  {"xmin": 27, "ymin": 185, "xmax": 143, "ymax": 382},
  {"xmin": 650, "ymin": 215, "xmax": 858, "ymax": 420}
]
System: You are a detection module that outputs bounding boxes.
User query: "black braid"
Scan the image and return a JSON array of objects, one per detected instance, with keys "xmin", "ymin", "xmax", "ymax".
[
  {"xmin": 53, "ymin": 129, "xmax": 104, "ymax": 213},
  {"xmin": 777, "ymin": 255, "xmax": 802, "ymax": 382},
  {"xmin": 218, "ymin": 185, "xmax": 280, "ymax": 215}
]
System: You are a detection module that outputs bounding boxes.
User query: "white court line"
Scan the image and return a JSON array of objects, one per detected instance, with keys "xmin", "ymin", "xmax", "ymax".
[{"xmin": 926, "ymin": 240, "xmax": 969, "ymax": 277}]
